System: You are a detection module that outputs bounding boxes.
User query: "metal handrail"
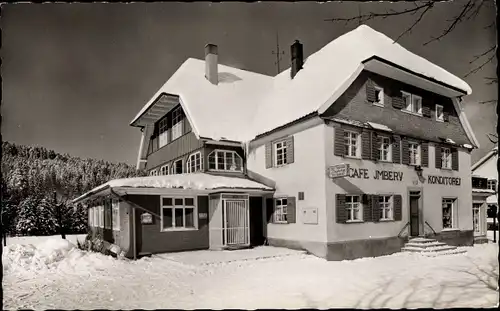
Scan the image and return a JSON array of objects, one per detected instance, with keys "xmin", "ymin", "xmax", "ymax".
[
  {"xmin": 424, "ymin": 221, "xmax": 437, "ymax": 236},
  {"xmin": 398, "ymin": 222, "xmax": 410, "ymax": 238}
]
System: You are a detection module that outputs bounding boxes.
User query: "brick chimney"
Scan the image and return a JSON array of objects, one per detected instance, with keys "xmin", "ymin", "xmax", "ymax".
[
  {"xmin": 290, "ymin": 40, "xmax": 303, "ymax": 79},
  {"xmin": 205, "ymin": 43, "xmax": 218, "ymax": 85}
]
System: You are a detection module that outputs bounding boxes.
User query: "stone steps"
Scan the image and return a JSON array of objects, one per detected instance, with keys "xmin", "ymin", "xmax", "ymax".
[{"xmin": 402, "ymin": 237, "xmax": 467, "ymax": 257}]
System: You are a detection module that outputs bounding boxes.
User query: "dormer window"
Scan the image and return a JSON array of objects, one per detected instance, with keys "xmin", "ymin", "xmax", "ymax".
[
  {"xmin": 171, "ymin": 107, "xmax": 184, "ymax": 141},
  {"xmin": 436, "ymin": 104, "xmax": 444, "ymax": 122},
  {"xmin": 374, "ymin": 86, "xmax": 384, "ymax": 106},
  {"xmin": 158, "ymin": 117, "xmax": 169, "ymax": 148},
  {"xmin": 208, "ymin": 150, "xmax": 243, "ymax": 172},
  {"xmin": 402, "ymin": 91, "xmax": 422, "ymax": 115}
]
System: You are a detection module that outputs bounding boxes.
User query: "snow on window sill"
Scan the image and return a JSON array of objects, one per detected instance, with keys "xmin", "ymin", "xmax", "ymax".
[
  {"xmin": 344, "ymin": 155, "xmax": 362, "ymax": 160},
  {"xmin": 441, "ymin": 167, "xmax": 453, "ymax": 171},
  {"xmin": 379, "ymin": 219, "xmax": 394, "ymax": 222},
  {"xmin": 436, "ymin": 119, "xmax": 444, "ymax": 123},
  {"xmin": 346, "ymin": 220, "xmax": 364, "ymax": 224},
  {"xmin": 441, "ymin": 228, "xmax": 460, "ymax": 232},
  {"xmin": 401, "ymin": 109, "xmax": 423, "ymax": 117},
  {"xmin": 161, "ymin": 227, "xmax": 198, "ymax": 232},
  {"xmin": 272, "ymin": 221, "xmax": 289, "ymax": 225},
  {"xmin": 373, "ymin": 102, "xmax": 384, "ymax": 107}
]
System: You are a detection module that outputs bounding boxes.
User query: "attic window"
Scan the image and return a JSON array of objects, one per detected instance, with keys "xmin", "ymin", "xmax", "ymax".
[
  {"xmin": 171, "ymin": 107, "xmax": 184, "ymax": 141},
  {"xmin": 436, "ymin": 104, "xmax": 444, "ymax": 122},
  {"xmin": 374, "ymin": 86, "xmax": 384, "ymax": 106},
  {"xmin": 208, "ymin": 150, "xmax": 243, "ymax": 172}
]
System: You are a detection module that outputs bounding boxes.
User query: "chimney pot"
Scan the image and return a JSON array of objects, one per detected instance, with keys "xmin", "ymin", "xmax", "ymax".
[
  {"xmin": 291, "ymin": 40, "xmax": 303, "ymax": 79},
  {"xmin": 205, "ymin": 43, "xmax": 218, "ymax": 85}
]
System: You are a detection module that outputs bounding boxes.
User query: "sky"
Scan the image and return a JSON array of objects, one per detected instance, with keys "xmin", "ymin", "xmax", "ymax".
[{"xmin": 2, "ymin": 2, "xmax": 497, "ymax": 166}]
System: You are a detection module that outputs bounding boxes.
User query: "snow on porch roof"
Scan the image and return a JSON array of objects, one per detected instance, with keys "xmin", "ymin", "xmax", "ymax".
[{"xmin": 72, "ymin": 173, "xmax": 274, "ymax": 203}]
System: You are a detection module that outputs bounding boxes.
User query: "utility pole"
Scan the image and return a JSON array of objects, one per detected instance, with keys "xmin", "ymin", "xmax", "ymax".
[{"xmin": 271, "ymin": 32, "xmax": 285, "ymax": 74}]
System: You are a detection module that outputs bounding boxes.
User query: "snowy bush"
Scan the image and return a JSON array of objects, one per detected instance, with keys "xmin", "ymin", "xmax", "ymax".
[{"xmin": 16, "ymin": 197, "xmax": 57, "ymax": 236}]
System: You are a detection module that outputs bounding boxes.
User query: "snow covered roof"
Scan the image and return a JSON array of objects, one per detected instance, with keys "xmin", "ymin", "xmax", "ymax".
[
  {"xmin": 72, "ymin": 173, "xmax": 274, "ymax": 203},
  {"xmin": 131, "ymin": 24, "xmax": 472, "ymax": 142},
  {"xmin": 471, "ymin": 146, "xmax": 498, "ymax": 172}
]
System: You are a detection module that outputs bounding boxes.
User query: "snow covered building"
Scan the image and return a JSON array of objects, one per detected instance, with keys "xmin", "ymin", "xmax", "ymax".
[
  {"xmin": 73, "ymin": 25, "xmax": 479, "ymax": 260},
  {"xmin": 471, "ymin": 146, "xmax": 498, "ymax": 232}
]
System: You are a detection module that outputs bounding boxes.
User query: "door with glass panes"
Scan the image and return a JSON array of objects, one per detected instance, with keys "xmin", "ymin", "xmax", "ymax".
[{"xmin": 473, "ymin": 203, "xmax": 485, "ymax": 236}]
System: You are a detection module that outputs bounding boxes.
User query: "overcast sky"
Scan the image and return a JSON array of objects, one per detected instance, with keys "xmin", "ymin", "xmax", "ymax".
[{"xmin": 2, "ymin": 2, "xmax": 497, "ymax": 165}]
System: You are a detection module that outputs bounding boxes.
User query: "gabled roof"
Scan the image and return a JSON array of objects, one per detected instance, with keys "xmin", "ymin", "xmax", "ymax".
[
  {"xmin": 472, "ymin": 146, "xmax": 498, "ymax": 172},
  {"xmin": 131, "ymin": 24, "xmax": 473, "ymax": 143}
]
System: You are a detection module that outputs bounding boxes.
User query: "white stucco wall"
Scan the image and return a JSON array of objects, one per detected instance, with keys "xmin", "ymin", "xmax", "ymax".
[
  {"xmin": 247, "ymin": 117, "xmax": 328, "ymax": 244},
  {"xmin": 472, "ymin": 153, "xmax": 498, "ymax": 204},
  {"xmin": 325, "ymin": 124, "xmax": 473, "ymax": 242}
]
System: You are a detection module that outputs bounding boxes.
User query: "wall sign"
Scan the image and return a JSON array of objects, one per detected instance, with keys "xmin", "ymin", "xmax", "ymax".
[
  {"xmin": 427, "ymin": 175, "xmax": 461, "ymax": 186},
  {"xmin": 327, "ymin": 164, "xmax": 350, "ymax": 179},
  {"xmin": 199, "ymin": 212, "xmax": 208, "ymax": 220},
  {"xmin": 342, "ymin": 167, "xmax": 461, "ymax": 186},
  {"xmin": 141, "ymin": 212, "xmax": 153, "ymax": 224}
]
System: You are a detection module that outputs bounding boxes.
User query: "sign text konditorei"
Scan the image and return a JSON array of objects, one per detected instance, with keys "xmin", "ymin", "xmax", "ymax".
[{"xmin": 343, "ymin": 167, "xmax": 461, "ymax": 186}]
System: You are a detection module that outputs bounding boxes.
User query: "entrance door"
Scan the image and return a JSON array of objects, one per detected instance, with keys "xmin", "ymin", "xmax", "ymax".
[
  {"xmin": 473, "ymin": 203, "xmax": 484, "ymax": 236},
  {"xmin": 249, "ymin": 197, "xmax": 265, "ymax": 246},
  {"xmin": 223, "ymin": 199, "xmax": 250, "ymax": 247},
  {"xmin": 409, "ymin": 192, "xmax": 420, "ymax": 236}
]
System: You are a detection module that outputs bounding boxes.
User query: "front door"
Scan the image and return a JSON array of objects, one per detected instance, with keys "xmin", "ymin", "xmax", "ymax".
[
  {"xmin": 409, "ymin": 193, "xmax": 420, "ymax": 236},
  {"xmin": 223, "ymin": 199, "xmax": 250, "ymax": 247},
  {"xmin": 473, "ymin": 203, "xmax": 484, "ymax": 236}
]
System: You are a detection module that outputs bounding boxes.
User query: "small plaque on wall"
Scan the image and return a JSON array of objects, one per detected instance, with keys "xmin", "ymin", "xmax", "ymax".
[
  {"xmin": 302, "ymin": 208, "xmax": 318, "ymax": 225},
  {"xmin": 141, "ymin": 212, "xmax": 153, "ymax": 224},
  {"xmin": 199, "ymin": 212, "xmax": 208, "ymax": 220}
]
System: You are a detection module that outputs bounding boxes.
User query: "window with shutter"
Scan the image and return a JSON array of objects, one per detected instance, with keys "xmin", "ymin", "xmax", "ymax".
[
  {"xmin": 334, "ymin": 127, "xmax": 345, "ymax": 157},
  {"xmin": 393, "ymin": 195, "xmax": 402, "ymax": 221},
  {"xmin": 421, "ymin": 143, "xmax": 429, "ymax": 167},
  {"xmin": 346, "ymin": 195, "xmax": 363, "ymax": 222},
  {"xmin": 336, "ymin": 194, "xmax": 347, "ymax": 224},
  {"xmin": 287, "ymin": 197, "xmax": 296, "ymax": 224},
  {"xmin": 451, "ymin": 148, "xmax": 459, "ymax": 171},
  {"xmin": 379, "ymin": 136, "xmax": 392, "ymax": 162},
  {"xmin": 266, "ymin": 198, "xmax": 275, "ymax": 223},
  {"xmin": 435, "ymin": 145, "xmax": 442, "ymax": 169},
  {"xmin": 392, "ymin": 136, "xmax": 401, "ymax": 163}
]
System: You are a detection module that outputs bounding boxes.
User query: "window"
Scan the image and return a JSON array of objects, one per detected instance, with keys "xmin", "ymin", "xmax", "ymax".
[
  {"xmin": 442, "ymin": 198, "xmax": 455, "ymax": 229},
  {"xmin": 161, "ymin": 197, "xmax": 196, "ymax": 230},
  {"xmin": 112, "ymin": 199, "xmax": 120, "ymax": 231},
  {"xmin": 160, "ymin": 165, "xmax": 169, "ymax": 176},
  {"xmin": 379, "ymin": 195, "xmax": 393, "ymax": 220},
  {"xmin": 104, "ymin": 200, "xmax": 112, "ymax": 229},
  {"xmin": 208, "ymin": 150, "xmax": 243, "ymax": 172},
  {"xmin": 436, "ymin": 104, "xmax": 444, "ymax": 122},
  {"xmin": 473, "ymin": 203, "xmax": 482, "ymax": 233},
  {"xmin": 88, "ymin": 207, "xmax": 93, "ymax": 227},
  {"xmin": 97, "ymin": 205, "xmax": 104, "ymax": 228},
  {"xmin": 171, "ymin": 107, "xmax": 184, "ymax": 141},
  {"xmin": 149, "ymin": 169, "xmax": 158, "ymax": 176},
  {"xmin": 487, "ymin": 179, "xmax": 497, "ymax": 191},
  {"xmin": 187, "ymin": 152, "xmax": 203, "ymax": 173},
  {"xmin": 344, "ymin": 131, "xmax": 360, "ymax": 158},
  {"xmin": 93, "ymin": 206, "xmax": 99, "ymax": 228},
  {"xmin": 346, "ymin": 195, "xmax": 362, "ymax": 221},
  {"xmin": 379, "ymin": 136, "xmax": 392, "ymax": 162},
  {"xmin": 158, "ymin": 117, "xmax": 169, "ymax": 148},
  {"xmin": 274, "ymin": 141, "xmax": 288, "ymax": 166},
  {"xmin": 374, "ymin": 86, "xmax": 384, "ymax": 106},
  {"xmin": 274, "ymin": 198, "xmax": 288, "ymax": 223},
  {"xmin": 408, "ymin": 142, "xmax": 421, "ymax": 166},
  {"xmin": 172, "ymin": 159, "xmax": 183, "ymax": 175},
  {"xmin": 402, "ymin": 91, "xmax": 422, "ymax": 115},
  {"xmin": 441, "ymin": 147, "xmax": 452, "ymax": 169}
]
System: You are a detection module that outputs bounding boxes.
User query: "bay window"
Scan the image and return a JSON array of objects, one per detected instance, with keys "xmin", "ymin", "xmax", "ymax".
[{"xmin": 208, "ymin": 150, "xmax": 243, "ymax": 172}]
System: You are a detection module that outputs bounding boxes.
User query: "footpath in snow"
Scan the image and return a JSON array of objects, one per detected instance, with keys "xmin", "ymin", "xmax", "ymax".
[{"xmin": 3, "ymin": 234, "xmax": 499, "ymax": 310}]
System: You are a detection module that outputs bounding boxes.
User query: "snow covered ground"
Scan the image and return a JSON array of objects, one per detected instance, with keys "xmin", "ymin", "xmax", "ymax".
[{"xmin": 3, "ymin": 235, "xmax": 498, "ymax": 310}]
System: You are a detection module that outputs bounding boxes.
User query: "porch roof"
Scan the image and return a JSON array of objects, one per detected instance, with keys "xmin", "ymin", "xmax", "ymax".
[{"xmin": 72, "ymin": 173, "xmax": 274, "ymax": 204}]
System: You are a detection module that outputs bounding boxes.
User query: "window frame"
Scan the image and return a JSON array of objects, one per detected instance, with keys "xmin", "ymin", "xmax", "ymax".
[
  {"xmin": 160, "ymin": 196, "xmax": 198, "ymax": 231},
  {"xmin": 379, "ymin": 136, "xmax": 392, "ymax": 162},
  {"xmin": 112, "ymin": 199, "xmax": 120, "ymax": 231},
  {"xmin": 88, "ymin": 207, "xmax": 94, "ymax": 227},
  {"xmin": 378, "ymin": 195, "xmax": 393, "ymax": 221},
  {"xmin": 408, "ymin": 141, "xmax": 421, "ymax": 166},
  {"xmin": 171, "ymin": 159, "xmax": 184, "ymax": 175},
  {"xmin": 374, "ymin": 86, "xmax": 384, "ymax": 106},
  {"xmin": 442, "ymin": 198, "xmax": 456, "ymax": 229},
  {"xmin": 346, "ymin": 195, "xmax": 363, "ymax": 222},
  {"xmin": 207, "ymin": 150, "xmax": 244, "ymax": 172},
  {"xmin": 487, "ymin": 179, "xmax": 497, "ymax": 191},
  {"xmin": 402, "ymin": 91, "xmax": 423, "ymax": 115},
  {"xmin": 274, "ymin": 197, "xmax": 288, "ymax": 223},
  {"xmin": 149, "ymin": 169, "xmax": 158, "ymax": 176},
  {"xmin": 435, "ymin": 104, "xmax": 444, "ymax": 122},
  {"xmin": 186, "ymin": 151, "xmax": 203, "ymax": 173},
  {"xmin": 344, "ymin": 130, "xmax": 361, "ymax": 158},
  {"xmin": 273, "ymin": 140, "xmax": 288, "ymax": 167},
  {"xmin": 441, "ymin": 147, "xmax": 452, "ymax": 169},
  {"xmin": 160, "ymin": 165, "xmax": 169, "ymax": 176},
  {"xmin": 98, "ymin": 205, "xmax": 104, "ymax": 228},
  {"xmin": 93, "ymin": 206, "xmax": 99, "ymax": 228},
  {"xmin": 171, "ymin": 106, "xmax": 184, "ymax": 141}
]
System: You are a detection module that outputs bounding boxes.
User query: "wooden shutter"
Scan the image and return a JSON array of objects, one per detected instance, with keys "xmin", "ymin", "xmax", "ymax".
[
  {"xmin": 401, "ymin": 137, "xmax": 410, "ymax": 165},
  {"xmin": 265, "ymin": 142, "xmax": 273, "ymax": 169},
  {"xmin": 336, "ymin": 194, "xmax": 347, "ymax": 224},
  {"xmin": 266, "ymin": 198, "xmax": 275, "ymax": 223},
  {"xmin": 393, "ymin": 195, "xmax": 402, "ymax": 221},
  {"xmin": 421, "ymin": 142, "xmax": 429, "ymax": 167},
  {"xmin": 286, "ymin": 196, "xmax": 296, "ymax": 224},
  {"xmin": 422, "ymin": 104, "xmax": 431, "ymax": 118},
  {"xmin": 392, "ymin": 90, "xmax": 405, "ymax": 109},
  {"xmin": 371, "ymin": 195, "xmax": 380, "ymax": 222},
  {"xmin": 451, "ymin": 148, "xmax": 459, "ymax": 171},
  {"xmin": 362, "ymin": 194, "xmax": 372, "ymax": 222},
  {"xmin": 286, "ymin": 136, "xmax": 294, "ymax": 164},
  {"xmin": 435, "ymin": 144, "xmax": 442, "ymax": 169},
  {"xmin": 371, "ymin": 132, "xmax": 380, "ymax": 161},
  {"xmin": 392, "ymin": 135, "xmax": 401, "ymax": 164},
  {"xmin": 334, "ymin": 127, "xmax": 345, "ymax": 157},
  {"xmin": 361, "ymin": 130, "xmax": 371, "ymax": 160},
  {"xmin": 443, "ymin": 109, "xmax": 450, "ymax": 122},
  {"xmin": 366, "ymin": 79, "xmax": 376, "ymax": 102}
]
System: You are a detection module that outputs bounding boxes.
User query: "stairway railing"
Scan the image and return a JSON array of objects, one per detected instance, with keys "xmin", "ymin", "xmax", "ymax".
[
  {"xmin": 398, "ymin": 222, "xmax": 410, "ymax": 238},
  {"xmin": 424, "ymin": 221, "xmax": 437, "ymax": 237}
]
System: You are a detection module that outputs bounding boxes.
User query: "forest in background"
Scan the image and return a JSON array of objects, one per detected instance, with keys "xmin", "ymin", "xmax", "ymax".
[{"xmin": 1, "ymin": 141, "xmax": 147, "ymax": 237}]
